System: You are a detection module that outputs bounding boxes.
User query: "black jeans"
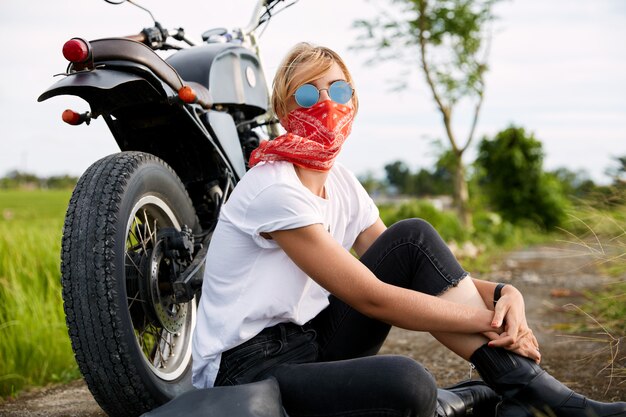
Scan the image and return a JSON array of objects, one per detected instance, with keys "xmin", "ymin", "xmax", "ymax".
[{"xmin": 215, "ymin": 219, "xmax": 468, "ymax": 417}]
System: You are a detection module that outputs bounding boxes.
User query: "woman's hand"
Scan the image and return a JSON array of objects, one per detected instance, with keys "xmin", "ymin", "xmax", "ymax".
[{"xmin": 484, "ymin": 285, "xmax": 541, "ymax": 363}]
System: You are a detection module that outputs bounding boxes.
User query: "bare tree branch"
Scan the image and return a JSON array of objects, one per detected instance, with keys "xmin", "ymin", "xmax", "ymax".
[{"xmin": 417, "ymin": 0, "xmax": 460, "ymax": 153}]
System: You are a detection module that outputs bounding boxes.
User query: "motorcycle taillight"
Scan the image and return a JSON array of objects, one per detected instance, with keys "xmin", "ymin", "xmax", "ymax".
[
  {"xmin": 62, "ymin": 109, "xmax": 91, "ymax": 126},
  {"xmin": 62, "ymin": 109, "xmax": 81, "ymax": 125},
  {"xmin": 62, "ymin": 38, "xmax": 91, "ymax": 63}
]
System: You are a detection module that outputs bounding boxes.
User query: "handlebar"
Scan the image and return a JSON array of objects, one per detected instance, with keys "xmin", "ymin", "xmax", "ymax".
[
  {"xmin": 124, "ymin": 24, "xmax": 193, "ymax": 50},
  {"xmin": 121, "ymin": 0, "xmax": 293, "ymax": 51},
  {"xmin": 125, "ymin": 33, "xmax": 147, "ymax": 43},
  {"xmin": 123, "ymin": 24, "xmax": 163, "ymax": 49}
]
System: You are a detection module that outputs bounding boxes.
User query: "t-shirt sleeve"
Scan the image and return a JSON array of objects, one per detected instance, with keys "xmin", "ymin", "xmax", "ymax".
[
  {"xmin": 244, "ymin": 183, "xmax": 324, "ymax": 248},
  {"xmin": 346, "ymin": 169, "xmax": 380, "ymax": 233}
]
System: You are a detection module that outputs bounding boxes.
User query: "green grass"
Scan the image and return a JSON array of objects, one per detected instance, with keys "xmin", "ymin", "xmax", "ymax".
[
  {"xmin": 540, "ymin": 202, "xmax": 626, "ymax": 383},
  {"xmin": 559, "ymin": 204, "xmax": 626, "ymax": 334},
  {"xmin": 0, "ymin": 190, "xmax": 79, "ymax": 398},
  {"xmin": 378, "ymin": 199, "xmax": 551, "ymax": 274}
]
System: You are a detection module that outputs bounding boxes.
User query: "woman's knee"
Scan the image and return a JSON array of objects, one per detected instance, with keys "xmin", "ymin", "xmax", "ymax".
[
  {"xmin": 387, "ymin": 218, "xmax": 439, "ymax": 242},
  {"xmin": 377, "ymin": 355, "xmax": 437, "ymax": 417},
  {"xmin": 385, "ymin": 218, "xmax": 452, "ymax": 259},
  {"xmin": 361, "ymin": 216, "xmax": 466, "ymax": 296}
]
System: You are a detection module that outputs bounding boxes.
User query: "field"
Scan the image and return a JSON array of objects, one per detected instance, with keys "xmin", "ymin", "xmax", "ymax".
[
  {"xmin": 0, "ymin": 190, "xmax": 79, "ymax": 398},
  {"xmin": 1, "ymin": 189, "xmax": 624, "ymax": 401}
]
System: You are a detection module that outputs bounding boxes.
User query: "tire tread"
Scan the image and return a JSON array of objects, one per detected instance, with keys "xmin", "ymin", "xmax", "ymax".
[{"xmin": 61, "ymin": 152, "xmax": 196, "ymax": 416}]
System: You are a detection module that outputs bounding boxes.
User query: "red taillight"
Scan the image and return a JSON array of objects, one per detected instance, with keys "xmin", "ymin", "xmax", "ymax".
[
  {"xmin": 62, "ymin": 38, "xmax": 90, "ymax": 63},
  {"xmin": 62, "ymin": 109, "xmax": 83, "ymax": 125}
]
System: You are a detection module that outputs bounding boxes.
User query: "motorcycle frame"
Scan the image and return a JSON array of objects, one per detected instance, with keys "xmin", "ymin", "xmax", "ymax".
[
  {"xmin": 38, "ymin": 0, "xmax": 291, "ymax": 302},
  {"xmin": 38, "ymin": 0, "xmax": 286, "ymax": 226}
]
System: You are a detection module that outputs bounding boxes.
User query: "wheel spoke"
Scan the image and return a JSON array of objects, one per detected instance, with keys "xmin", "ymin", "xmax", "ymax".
[
  {"xmin": 127, "ymin": 290, "xmax": 145, "ymax": 309},
  {"xmin": 159, "ymin": 330, "xmax": 173, "ymax": 364},
  {"xmin": 143, "ymin": 210, "xmax": 156, "ymax": 248},
  {"xmin": 127, "ymin": 222, "xmax": 144, "ymax": 253},
  {"xmin": 136, "ymin": 322, "xmax": 177, "ymax": 370},
  {"xmin": 123, "ymin": 196, "xmax": 194, "ymax": 380},
  {"xmin": 134, "ymin": 215, "xmax": 148, "ymax": 253},
  {"xmin": 125, "ymin": 252, "xmax": 143, "ymax": 276},
  {"xmin": 127, "ymin": 218, "xmax": 139, "ymax": 246},
  {"xmin": 159, "ymin": 328, "xmax": 174, "ymax": 350},
  {"xmin": 144, "ymin": 325, "xmax": 165, "ymax": 368}
]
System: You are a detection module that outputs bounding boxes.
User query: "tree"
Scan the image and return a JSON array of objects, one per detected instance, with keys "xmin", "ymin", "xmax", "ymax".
[
  {"xmin": 0, "ymin": 170, "xmax": 78, "ymax": 190},
  {"xmin": 475, "ymin": 126, "xmax": 568, "ymax": 230},
  {"xmin": 551, "ymin": 167, "xmax": 597, "ymax": 199},
  {"xmin": 606, "ymin": 155, "xmax": 626, "ymax": 186},
  {"xmin": 358, "ymin": 171, "xmax": 386, "ymax": 195},
  {"xmin": 353, "ymin": 0, "xmax": 499, "ymax": 226},
  {"xmin": 384, "ymin": 160, "xmax": 414, "ymax": 194},
  {"xmin": 46, "ymin": 175, "xmax": 79, "ymax": 189}
]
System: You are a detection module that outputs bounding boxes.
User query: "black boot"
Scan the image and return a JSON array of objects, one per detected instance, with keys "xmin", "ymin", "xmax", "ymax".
[
  {"xmin": 436, "ymin": 380, "xmax": 500, "ymax": 417},
  {"xmin": 470, "ymin": 344, "xmax": 626, "ymax": 417}
]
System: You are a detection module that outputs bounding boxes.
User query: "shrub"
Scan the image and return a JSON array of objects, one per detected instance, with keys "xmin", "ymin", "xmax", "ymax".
[
  {"xmin": 475, "ymin": 126, "xmax": 569, "ymax": 230},
  {"xmin": 379, "ymin": 200, "xmax": 468, "ymax": 243}
]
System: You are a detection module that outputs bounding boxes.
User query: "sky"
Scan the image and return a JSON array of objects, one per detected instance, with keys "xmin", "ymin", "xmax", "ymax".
[{"xmin": 1, "ymin": 0, "xmax": 625, "ymax": 184}]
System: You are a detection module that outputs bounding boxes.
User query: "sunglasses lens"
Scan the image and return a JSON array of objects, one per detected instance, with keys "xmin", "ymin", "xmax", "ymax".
[
  {"xmin": 294, "ymin": 84, "xmax": 319, "ymax": 108},
  {"xmin": 329, "ymin": 81, "xmax": 353, "ymax": 104}
]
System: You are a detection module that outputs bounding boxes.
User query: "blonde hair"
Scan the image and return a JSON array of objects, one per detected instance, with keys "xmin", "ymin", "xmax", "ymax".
[{"xmin": 271, "ymin": 43, "xmax": 359, "ymax": 119}]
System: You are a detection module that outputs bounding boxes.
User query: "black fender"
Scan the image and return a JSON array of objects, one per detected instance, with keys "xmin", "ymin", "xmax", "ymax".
[
  {"xmin": 38, "ymin": 38, "xmax": 234, "ymax": 193},
  {"xmin": 37, "ymin": 68, "xmax": 171, "ymax": 116},
  {"xmin": 38, "ymin": 66, "xmax": 244, "ymax": 220}
]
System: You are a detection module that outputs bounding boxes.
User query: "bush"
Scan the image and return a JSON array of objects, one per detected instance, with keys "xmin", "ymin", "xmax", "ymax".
[
  {"xmin": 475, "ymin": 126, "xmax": 569, "ymax": 230},
  {"xmin": 379, "ymin": 200, "xmax": 469, "ymax": 243},
  {"xmin": 378, "ymin": 199, "xmax": 550, "ymax": 273}
]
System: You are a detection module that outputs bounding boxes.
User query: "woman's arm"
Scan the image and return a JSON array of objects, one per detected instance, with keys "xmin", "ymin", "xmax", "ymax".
[
  {"xmin": 270, "ymin": 224, "xmax": 495, "ymax": 334},
  {"xmin": 472, "ymin": 278, "xmax": 498, "ymax": 310},
  {"xmin": 352, "ymin": 218, "xmax": 386, "ymax": 257}
]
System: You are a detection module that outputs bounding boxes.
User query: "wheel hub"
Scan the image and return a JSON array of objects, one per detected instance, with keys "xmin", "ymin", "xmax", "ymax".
[{"xmin": 144, "ymin": 240, "xmax": 188, "ymax": 333}]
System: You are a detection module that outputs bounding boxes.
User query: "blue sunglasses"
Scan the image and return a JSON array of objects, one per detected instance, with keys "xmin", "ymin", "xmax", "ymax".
[{"xmin": 294, "ymin": 80, "xmax": 354, "ymax": 108}]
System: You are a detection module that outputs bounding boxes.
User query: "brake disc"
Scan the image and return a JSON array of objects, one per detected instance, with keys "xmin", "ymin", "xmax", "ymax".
[{"xmin": 144, "ymin": 240, "xmax": 188, "ymax": 333}]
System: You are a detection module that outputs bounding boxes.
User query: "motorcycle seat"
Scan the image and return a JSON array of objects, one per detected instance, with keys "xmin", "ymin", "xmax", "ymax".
[{"xmin": 89, "ymin": 38, "xmax": 212, "ymax": 109}]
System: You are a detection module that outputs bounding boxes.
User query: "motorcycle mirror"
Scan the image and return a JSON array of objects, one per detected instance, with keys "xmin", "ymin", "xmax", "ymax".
[
  {"xmin": 128, "ymin": 0, "xmax": 157, "ymax": 23},
  {"xmin": 202, "ymin": 28, "xmax": 228, "ymax": 42},
  {"xmin": 104, "ymin": 0, "xmax": 157, "ymax": 23}
]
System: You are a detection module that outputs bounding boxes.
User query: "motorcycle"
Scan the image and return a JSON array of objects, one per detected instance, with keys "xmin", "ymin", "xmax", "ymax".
[{"xmin": 38, "ymin": 1, "xmax": 296, "ymax": 415}]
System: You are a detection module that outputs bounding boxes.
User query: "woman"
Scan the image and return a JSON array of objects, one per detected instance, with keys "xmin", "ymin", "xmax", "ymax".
[{"xmin": 192, "ymin": 43, "xmax": 626, "ymax": 417}]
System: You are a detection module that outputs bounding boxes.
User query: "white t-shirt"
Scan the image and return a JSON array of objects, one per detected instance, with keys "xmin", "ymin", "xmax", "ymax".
[{"xmin": 191, "ymin": 161, "xmax": 379, "ymax": 388}]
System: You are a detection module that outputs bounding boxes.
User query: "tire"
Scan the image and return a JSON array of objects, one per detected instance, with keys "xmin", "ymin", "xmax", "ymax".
[{"xmin": 61, "ymin": 151, "xmax": 201, "ymax": 416}]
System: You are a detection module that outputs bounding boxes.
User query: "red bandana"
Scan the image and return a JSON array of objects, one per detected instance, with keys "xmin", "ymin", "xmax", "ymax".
[{"xmin": 249, "ymin": 100, "xmax": 355, "ymax": 171}]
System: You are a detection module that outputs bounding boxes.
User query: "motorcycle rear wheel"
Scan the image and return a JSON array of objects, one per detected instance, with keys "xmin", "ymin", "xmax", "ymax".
[{"xmin": 61, "ymin": 151, "xmax": 200, "ymax": 416}]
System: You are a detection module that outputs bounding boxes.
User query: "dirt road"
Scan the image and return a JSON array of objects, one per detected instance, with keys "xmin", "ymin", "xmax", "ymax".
[
  {"xmin": 381, "ymin": 245, "xmax": 626, "ymax": 402},
  {"xmin": 1, "ymin": 245, "xmax": 624, "ymax": 416}
]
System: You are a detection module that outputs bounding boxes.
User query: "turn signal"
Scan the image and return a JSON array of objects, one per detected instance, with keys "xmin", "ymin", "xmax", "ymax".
[
  {"xmin": 62, "ymin": 38, "xmax": 91, "ymax": 63},
  {"xmin": 178, "ymin": 86, "xmax": 197, "ymax": 103}
]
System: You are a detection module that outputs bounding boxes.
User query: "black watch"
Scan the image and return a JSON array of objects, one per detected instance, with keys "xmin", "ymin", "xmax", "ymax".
[{"xmin": 493, "ymin": 283, "xmax": 507, "ymax": 307}]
